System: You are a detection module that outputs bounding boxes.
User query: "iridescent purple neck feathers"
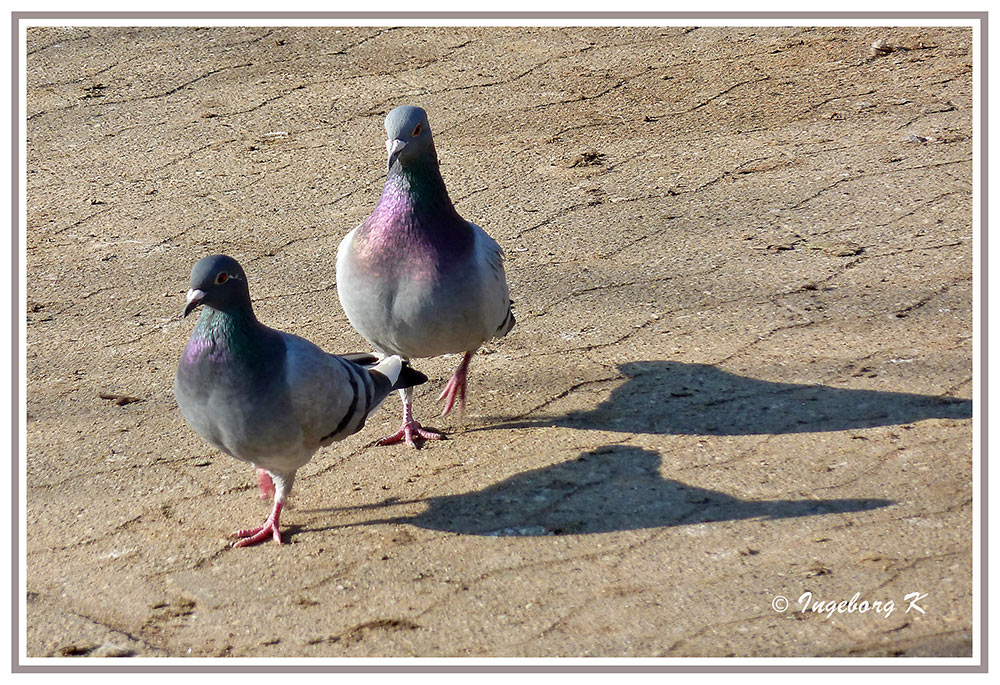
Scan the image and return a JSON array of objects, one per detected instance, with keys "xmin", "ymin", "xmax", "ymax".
[
  {"xmin": 182, "ymin": 306, "xmax": 279, "ymax": 369},
  {"xmin": 353, "ymin": 152, "xmax": 473, "ymax": 274}
]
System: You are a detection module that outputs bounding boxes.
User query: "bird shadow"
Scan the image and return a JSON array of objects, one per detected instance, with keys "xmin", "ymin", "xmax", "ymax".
[
  {"xmin": 404, "ymin": 445, "xmax": 893, "ymax": 535},
  {"xmin": 300, "ymin": 445, "xmax": 893, "ymax": 537},
  {"xmin": 486, "ymin": 360, "xmax": 971, "ymax": 436},
  {"xmin": 293, "ymin": 362, "xmax": 965, "ymax": 538}
]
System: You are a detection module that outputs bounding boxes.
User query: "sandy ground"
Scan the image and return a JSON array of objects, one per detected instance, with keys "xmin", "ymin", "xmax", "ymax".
[{"xmin": 24, "ymin": 25, "xmax": 973, "ymax": 659}]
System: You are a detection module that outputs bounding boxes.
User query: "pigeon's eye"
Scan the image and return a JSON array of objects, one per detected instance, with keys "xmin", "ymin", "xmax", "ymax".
[
  {"xmin": 412, "ymin": 124, "xmax": 423, "ymax": 136},
  {"xmin": 215, "ymin": 272, "xmax": 229, "ymax": 285}
]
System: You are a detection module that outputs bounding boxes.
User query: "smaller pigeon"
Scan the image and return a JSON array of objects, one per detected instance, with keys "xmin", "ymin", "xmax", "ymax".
[
  {"xmin": 174, "ymin": 254, "xmax": 427, "ymax": 547},
  {"xmin": 336, "ymin": 105, "xmax": 515, "ymax": 447}
]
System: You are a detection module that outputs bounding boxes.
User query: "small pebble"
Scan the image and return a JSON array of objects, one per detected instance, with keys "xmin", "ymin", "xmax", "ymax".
[
  {"xmin": 871, "ymin": 39, "xmax": 894, "ymax": 56},
  {"xmin": 92, "ymin": 643, "xmax": 134, "ymax": 657}
]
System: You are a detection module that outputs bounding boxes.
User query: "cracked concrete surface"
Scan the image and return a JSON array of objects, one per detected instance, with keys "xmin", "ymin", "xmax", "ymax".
[{"xmin": 24, "ymin": 25, "xmax": 972, "ymax": 658}]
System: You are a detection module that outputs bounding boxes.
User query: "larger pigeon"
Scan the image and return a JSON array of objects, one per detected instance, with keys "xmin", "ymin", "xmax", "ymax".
[
  {"xmin": 336, "ymin": 105, "xmax": 515, "ymax": 447},
  {"xmin": 174, "ymin": 254, "xmax": 427, "ymax": 546}
]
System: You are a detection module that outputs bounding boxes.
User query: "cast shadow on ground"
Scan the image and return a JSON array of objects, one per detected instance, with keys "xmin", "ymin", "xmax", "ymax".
[
  {"xmin": 488, "ymin": 360, "xmax": 972, "ymax": 436},
  {"xmin": 404, "ymin": 446, "xmax": 892, "ymax": 535},
  {"xmin": 300, "ymin": 445, "xmax": 893, "ymax": 538},
  {"xmin": 296, "ymin": 361, "xmax": 958, "ymax": 538}
]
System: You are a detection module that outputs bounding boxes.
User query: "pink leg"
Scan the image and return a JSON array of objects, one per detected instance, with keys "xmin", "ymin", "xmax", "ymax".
[
  {"xmin": 378, "ymin": 390, "xmax": 444, "ymax": 448},
  {"xmin": 438, "ymin": 352, "xmax": 474, "ymax": 417},
  {"xmin": 231, "ymin": 500, "xmax": 283, "ymax": 547},
  {"xmin": 256, "ymin": 468, "xmax": 275, "ymax": 500}
]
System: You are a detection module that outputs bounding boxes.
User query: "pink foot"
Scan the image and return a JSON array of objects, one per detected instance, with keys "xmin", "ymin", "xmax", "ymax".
[
  {"xmin": 438, "ymin": 352, "xmax": 473, "ymax": 417},
  {"xmin": 231, "ymin": 500, "xmax": 283, "ymax": 547},
  {"xmin": 378, "ymin": 418, "xmax": 444, "ymax": 448},
  {"xmin": 378, "ymin": 400, "xmax": 444, "ymax": 448},
  {"xmin": 256, "ymin": 469, "xmax": 275, "ymax": 500}
]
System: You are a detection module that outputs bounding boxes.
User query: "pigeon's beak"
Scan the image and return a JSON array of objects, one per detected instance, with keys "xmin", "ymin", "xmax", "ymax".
[
  {"xmin": 183, "ymin": 288, "xmax": 205, "ymax": 317},
  {"xmin": 386, "ymin": 138, "xmax": 407, "ymax": 171}
]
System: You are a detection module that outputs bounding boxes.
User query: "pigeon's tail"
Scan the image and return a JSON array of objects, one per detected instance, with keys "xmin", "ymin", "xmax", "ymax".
[
  {"xmin": 496, "ymin": 299, "xmax": 516, "ymax": 338},
  {"xmin": 373, "ymin": 355, "xmax": 403, "ymax": 387},
  {"xmin": 353, "ymin": 355, "xmax": 425, "ymax": 430},
  {"xmin": 366, "ymin": 355, "xmax": 427, "ymax": 398},
  {"xmin": 319, "ymin": 354, "xmax": 428, "ymax": 444},
  {"xmin": 395, "ymin": 362, "xmax": 429, "ymax": 391}
]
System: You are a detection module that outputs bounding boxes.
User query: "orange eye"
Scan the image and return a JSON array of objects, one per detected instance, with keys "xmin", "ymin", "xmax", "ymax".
[
  {"xmin": 412, "ymin": 124, "xmax": 422, "ymax": 136},
  {"xmin": 215, "ymin": 272, "xmax": 228, "ymax": 285}
]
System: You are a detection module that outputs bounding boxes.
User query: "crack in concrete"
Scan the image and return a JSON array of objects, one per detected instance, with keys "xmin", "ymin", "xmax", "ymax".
[
  {"xmin": 786, "ymin": 158, "xmax": 971, "ymax": 212},
  {"xmin": 28, "ymin": 592, "xmax": 169, "ymax": 656}
]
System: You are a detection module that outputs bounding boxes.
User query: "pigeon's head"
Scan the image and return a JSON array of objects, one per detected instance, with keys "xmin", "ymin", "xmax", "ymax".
[
  {"xmin": 384, "ymin": 105, "xmax": 434, "ymax": 171},
  {"xmin": 183, "ymin": 254, "xmax": 251, "ymax": 317}
]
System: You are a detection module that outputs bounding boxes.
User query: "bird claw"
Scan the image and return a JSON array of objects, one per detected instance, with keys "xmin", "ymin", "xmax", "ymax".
[
  {"xmin": 378, "ymin": 420, "xmax": 444, "ymax": 448},
  {"xmin": 438, "ymin": 353, "xmax": 471, "ymax": 417},
  {"xmin": 437, "ymin": 375, "xmax": 467, "ymax": 417},
  {"xmin": 230, "ymin": 520, "xmax": 282, "ymax": 547},
  {"xmin": 230, "ymin": 500, "xmax": 283, "ymax": 547}
]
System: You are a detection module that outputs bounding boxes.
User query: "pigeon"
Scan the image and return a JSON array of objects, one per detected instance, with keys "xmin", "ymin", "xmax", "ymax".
[
  {"xmin": 174, "ymin": 254, "xmax": 427, "ymax": 546},
  {"xmin": 336, "ymin": 105, "xmax": 515, "ymax": 447}
]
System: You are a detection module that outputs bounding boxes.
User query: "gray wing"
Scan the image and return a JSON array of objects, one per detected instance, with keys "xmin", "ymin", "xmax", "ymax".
[
  {"xmin": 281, "ymin": 339, "xmax": 428, "ymax": 447},
  {"xmin": 470, "ymin": 222, "xmax": 515, "ymax": 339},
  {"xmin": 281, "ymin": 334, "xmax": 386, "ymax": 446}
]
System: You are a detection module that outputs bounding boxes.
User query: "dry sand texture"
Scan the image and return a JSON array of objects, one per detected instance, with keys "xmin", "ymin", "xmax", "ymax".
[{"xmin": 25, "ymin": 25, "xmax": 973, "ymax": 658}]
